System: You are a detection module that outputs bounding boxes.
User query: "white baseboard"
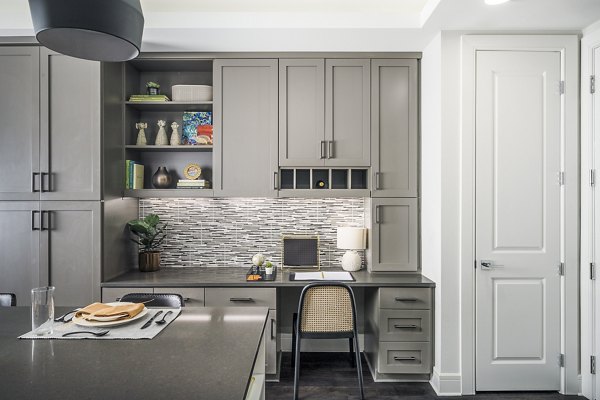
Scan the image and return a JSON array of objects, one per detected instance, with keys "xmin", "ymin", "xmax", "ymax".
[
  {"xmin": 430, "ymin": 367, "xmax": 462, "ymax": 396},
  {"xmin": 280, "ymin": 333, "xmax": 364, "ymax": 352}
]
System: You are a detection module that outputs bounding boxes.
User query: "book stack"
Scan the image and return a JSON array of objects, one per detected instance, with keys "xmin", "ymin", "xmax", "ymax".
[
  {"xmin": 125, "ymin": 160, "xmax": 144, "ymax": 189},
  {"xmin": 176, "ymin": 179, "xmax": 211, "ymax": 189},
  {"xmin": 128, "ymin": 94, "xmax": 171, "ymax": 102}
]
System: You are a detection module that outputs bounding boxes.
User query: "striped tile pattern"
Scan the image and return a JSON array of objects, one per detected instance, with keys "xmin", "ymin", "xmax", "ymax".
[{"xmin": 139, "ymin": 198, "xmax": 366, "ymax": 268}]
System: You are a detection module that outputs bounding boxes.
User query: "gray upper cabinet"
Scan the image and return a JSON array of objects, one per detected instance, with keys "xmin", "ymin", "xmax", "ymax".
[
  {"xmin": 325, "ymin": 59, "xmax": 370, "ymax": 167},
  {"xmin": 371, "ymin": 59, "xmax": 418, "ymax": 197},
  {"xmin": 368, "ymin": 198, "xmax": 419, "ymax": 272},
  {"xmin": 0, "ymin": 47, "xmax": 40, "ymax": 201},
  {"xmin": 279, "ymin": 59, "xmax": 325, "ymax": 167},
  {"xmin": 40, "ymin": 50, "xmax": 101, "ymax": 201},
  {"xmin": 213, "ymin": 59, "xmax": 279, "ymax": 197},
  {"xmin": 39, "ymin": 201, "xmax": 101, "ymax": 306},
  {"xmin": 0, "ymin": 202, "xmax": 41, "ymax": 306}
]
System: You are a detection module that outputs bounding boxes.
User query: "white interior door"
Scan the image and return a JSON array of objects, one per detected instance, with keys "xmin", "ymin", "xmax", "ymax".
[
  {"xmin": 593, "ymin": 46, "xmax": 600, "ymax": 400},
  {"xmin": 475, "ymin": 50, "xmax": 562, "ymax": 391}
]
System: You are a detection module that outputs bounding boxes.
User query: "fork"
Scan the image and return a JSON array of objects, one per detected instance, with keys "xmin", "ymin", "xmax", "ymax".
[{"xmin": 62, "ymin": 329, "xmax": 110, "ymax": 337}]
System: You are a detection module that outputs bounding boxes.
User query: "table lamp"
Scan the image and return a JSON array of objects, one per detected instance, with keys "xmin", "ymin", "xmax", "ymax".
[{"xmin": 337, "ymin": 227, "xmax": 367, "ymax": 272}]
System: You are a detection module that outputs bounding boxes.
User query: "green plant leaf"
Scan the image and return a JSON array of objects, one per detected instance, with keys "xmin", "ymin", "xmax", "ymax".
[{"xmin": 144, "ymin": 214, "xmax": 160, "ymax": 227}]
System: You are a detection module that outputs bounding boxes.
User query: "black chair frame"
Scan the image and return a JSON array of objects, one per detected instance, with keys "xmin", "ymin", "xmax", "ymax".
[
  {"xmin": 120, "ymin": 293, "xmax": 184, "ymax": 308},
  {"xmin": 293, "ymin": 282, "xmax": 364, "ymax": 400},
  {"xmin": 0, "ymin": 293, "xmax": 17, "ymax": 307}
]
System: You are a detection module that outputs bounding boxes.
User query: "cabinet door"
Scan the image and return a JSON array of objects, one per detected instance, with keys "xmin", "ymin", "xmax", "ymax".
[
  {"xmin": 213, "ymin": 59, "xmax": 279, "ymax": 197},
  {"xmin": 371, "ymin": 59, "xmax": 418, "ymax": 197},
  {"xmin": 369, "ymin": 198, "xmax": 418, "ymax": 272},
  {"xmin": 0, "ymin": 202, "xmax": 40, "ymax": 306},
  {"xmin": 324, "ymin": 59, "xmax": 370, "ymax": 167},
  {"xmin": 40, "ymin": 49, "xmax": 101, "ymax": 201},
  {"xmin": 266, "ymin": 309, "xmax": 278, "ymax": 375},
  {"xmin": 279, "ymin": 59, "xmax": 325, "ymax": 167},
  {"xmin": 0, "ymin": 47, "xmax": 40, "ymax": 201},
  {"xmin": 39, "ymin": 201, "xmax": 101, "ymax": 306}
]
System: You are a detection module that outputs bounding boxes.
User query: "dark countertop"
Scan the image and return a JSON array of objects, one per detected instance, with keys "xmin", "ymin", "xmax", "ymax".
[
  {"xmin": 0, "ymin": 306, "xmax": 268, "ymax": 400},
  {"xmin": 102, "ymin": 267, "xmax": 436, "ymax": 288}
]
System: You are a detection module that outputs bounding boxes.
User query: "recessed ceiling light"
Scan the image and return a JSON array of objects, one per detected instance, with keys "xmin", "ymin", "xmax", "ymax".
[{"xmin": 485, "ymin": 0, "xmax": 510, "ymax": 5}]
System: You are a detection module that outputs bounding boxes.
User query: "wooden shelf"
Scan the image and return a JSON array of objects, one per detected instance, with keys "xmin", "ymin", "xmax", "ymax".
[
  {"xmin": 124, "ymin": 189, "xmax": 214, "ymax": 198},
  {"xmin": 125, "ymin": 145, "xmax": 213, "ymax": 152},
  {"xmin": 125, "ymin": 101, "xmax": 212, "ymax": 112}
]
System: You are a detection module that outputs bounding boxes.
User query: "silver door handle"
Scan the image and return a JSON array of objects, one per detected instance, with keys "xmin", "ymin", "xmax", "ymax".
[
  {"xmin": 375, "ymin": 205, "xmax": 381, "ymax": 224},
  {"xmin": 480, "ymin": 260, "xmax": 504, "ymax": 270},
  {"xmin": 328, "ymin": 141, "xmax": 334, "ymax": 159},
  {"xmin": 320, "ymin": 141, "xmax": 326, "ymax": 159},
  {"xmin": 273, "ymin": 171, "xmax": 279, "ymax": 190},
  {"xmin": 393, "ymin": 356, "xmax": 416, "ymax": 361},
  {"xmin": 375, "ymin": 172, "xmax": 381, "ymax": 190}
]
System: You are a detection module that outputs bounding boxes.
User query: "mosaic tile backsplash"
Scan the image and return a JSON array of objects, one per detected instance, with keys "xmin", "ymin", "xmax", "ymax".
[{"xmin": 139, "ymin": 198, "xmax": 366, "ymax": 268}]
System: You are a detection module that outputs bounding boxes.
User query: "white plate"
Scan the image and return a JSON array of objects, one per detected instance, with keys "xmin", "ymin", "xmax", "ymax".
[{"xmin": 71, "ymin": 302, "xmax": 148, "ymax": 327}]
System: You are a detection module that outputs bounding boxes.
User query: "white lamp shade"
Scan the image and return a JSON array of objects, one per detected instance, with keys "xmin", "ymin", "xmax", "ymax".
[{"xmin": 337, "ymin": 227, "xmax": 366, "ymax": 250}]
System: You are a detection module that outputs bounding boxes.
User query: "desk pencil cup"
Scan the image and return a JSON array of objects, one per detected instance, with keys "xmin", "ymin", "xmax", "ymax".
[{"xmin": 31, "ymin": 286, "xmax": 55, "ymax": 335}]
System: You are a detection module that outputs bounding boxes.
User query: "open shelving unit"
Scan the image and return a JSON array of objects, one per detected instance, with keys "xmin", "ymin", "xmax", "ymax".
[{"xmin": 278, "ymin": 168, "xmax": 370, "ymax": 197}]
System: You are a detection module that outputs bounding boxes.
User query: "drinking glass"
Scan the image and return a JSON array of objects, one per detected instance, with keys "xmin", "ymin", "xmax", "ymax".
[{"xmin": 31, "ymin": 286, "xmax": 55, "ymax": 335}]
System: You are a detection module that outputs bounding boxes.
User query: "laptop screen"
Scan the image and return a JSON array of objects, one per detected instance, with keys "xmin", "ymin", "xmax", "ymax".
[{"xmin": 282, "ymin": 236, "xmax": 319, "ymax": 267}]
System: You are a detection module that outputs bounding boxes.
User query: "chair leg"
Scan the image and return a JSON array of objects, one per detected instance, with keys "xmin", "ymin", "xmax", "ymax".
[
  {"xmin": 353, "ymin": 333, "xmax": 364, "ymax": 400},
  {"xmin": 291, "ymin": 313, "xmax": 297, "ymax": 368},
  {"xmin": 293, "ymin": 335, "xmax": 302, "ymax": 400},
  {"xmin": 349, "ymin": 337, "xmax": 355, "ymax": 366}
]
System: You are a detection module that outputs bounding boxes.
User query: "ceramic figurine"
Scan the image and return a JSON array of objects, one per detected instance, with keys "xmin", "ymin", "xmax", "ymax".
[
  {"xmin": 155, "ymin": 120, "xmax": 168, "ymax": 145},
  {"xmin": 169, "ymin": 122, "xmax": 180, "ymax": 146},
  {"xmin": 135, "ymin": 122, "xmax": 148, "ymax": 146}
]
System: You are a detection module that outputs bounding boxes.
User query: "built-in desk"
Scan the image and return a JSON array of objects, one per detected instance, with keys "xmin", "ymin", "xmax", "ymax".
[{"xmin": 102, "ymin": 267, "xmax": 435, "ymax": 382}]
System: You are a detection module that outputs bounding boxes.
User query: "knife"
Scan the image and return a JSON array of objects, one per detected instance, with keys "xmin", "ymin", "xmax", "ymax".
[{"xmin": 140, "ymin": 311, "xmax": 163, "ymax": 329}]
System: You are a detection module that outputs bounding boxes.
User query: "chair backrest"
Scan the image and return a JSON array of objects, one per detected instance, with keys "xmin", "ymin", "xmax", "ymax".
[
  {"xmin": 297, "ymin": 283, "xmax": 357, "ymax": 334},
  {"xmin": 0, "ymin": 293, "xmax": 17, "ymax": 307},
  {"xmin": 120, "ymin": 293, "xmax": 184, "ymax": 308}
]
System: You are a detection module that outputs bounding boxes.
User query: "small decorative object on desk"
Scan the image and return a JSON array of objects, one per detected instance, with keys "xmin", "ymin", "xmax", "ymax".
[
  {"xmin": 182, "ymin": 111, "xmax": 213, "ymax": 145},
  {"xmin": 154, "ymin": 120, "xmax": 168, "ymax": 145},
  {"xmin": 337, "ymin": 227, "xmax": 367, "ymax": 272},
  {"xmin": 146, "ymin": 81, "xmax": 160, "ymax": 96},
  {"xmin": 127, "ymin": 214, "xmax": 168, "ymax": 272},
  {"xmin": 152, "ymin": 166, "xmax": 172, "ymax": 189},
  {"xmin": 169, "ymin": 122, "xmax": 180, "ymax": 146},
  {"xmin": 183, "ymin": 163, "xmax": 202, "ymax": 180},
  {"xmin": 252, "ymin": 253, "xmax": 265, "ymax": 267},
  {"xmin": 135, "ymin": 122, "xmax": 147, "ymax": 146},
  {"xmin": 264, "ymin": 261, "xmax": 274, "ymax": 275}
]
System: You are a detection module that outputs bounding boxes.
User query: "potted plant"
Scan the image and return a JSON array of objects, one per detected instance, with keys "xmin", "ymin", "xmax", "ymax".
[
  {"xmin": 127, "ymin": 214, "xmax": 167, "ymax": 272},
  {"xmin": 146, "ymin": 81, "xmax": 160, "ymax": 95},
  {"xmin": 264, "ymin": 261, "xmax": 274, "ymax": 275}
]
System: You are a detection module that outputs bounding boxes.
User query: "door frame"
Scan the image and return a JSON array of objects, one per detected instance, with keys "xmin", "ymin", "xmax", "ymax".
[
  {"xmin": 460, "ymin": 35, "xmax": 580, "ymax": 395},
  {"xmin": 581, "ymin": 27, "xmax": 600, "ymax": 400}
]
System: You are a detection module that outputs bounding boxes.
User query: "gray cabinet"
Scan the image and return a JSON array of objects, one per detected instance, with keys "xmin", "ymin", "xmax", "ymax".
[
  {"xmin": 0, "ymin": 202, "xmax": 40, "ymax": 306},
  {"xmin": 371, "ymin": 59, "xmax": 418, "ymax": 197},
  {"xmin": 40, "ymin": 50, "xmax": 101, "ymax": 201},
  {"xmin": 368, "ymin": 198, "xmax": 418, "ymax": 272},
  {"xmin": 0, "ymin": 47, "xmax": 40, "ymax": 201},
  {"xmin": 278, "ymin": 58, "xmax": 370, "ymax": 167},
  {"xmin": 213, "ymin": 59, "xmax": 278, "ymax": 197}
]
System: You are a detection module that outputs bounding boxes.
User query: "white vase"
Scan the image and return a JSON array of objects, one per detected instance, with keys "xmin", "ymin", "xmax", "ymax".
[
  {"xmin": 135, "ymin": 122, "xmax": 147, "ymax": 146},
  {"xmin": 155, "ymin": 120, "xmax": 168, "ymax": 145},
  {"xmin": 170, "ymin": 122, "xmax": 180, "ymax": 146}
]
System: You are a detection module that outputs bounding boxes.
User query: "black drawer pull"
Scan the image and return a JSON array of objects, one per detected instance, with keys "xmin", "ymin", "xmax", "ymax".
[
  {"xmin": 183, "ymin": 297, "xmax": 191, "ymax": 302},
  {"xmin": 394, "ymin": 298, "xmax": 417, "ymax": 302},
  {"xmin": 230, "ymin": 297, "xmax": 254, "ymax": 302},
  {"xmin": 393, "ymin": 356, "xmax": 417, "ymax": 361},
  {"xmin": 394, "ymin": 324, "xmax": 418, "ymax": 329}
]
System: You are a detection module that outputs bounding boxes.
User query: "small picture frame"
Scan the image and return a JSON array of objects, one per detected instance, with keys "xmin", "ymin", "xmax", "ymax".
[{"xmin": 183, "ymin": 163, "xmax": 202, "ymax": 180}]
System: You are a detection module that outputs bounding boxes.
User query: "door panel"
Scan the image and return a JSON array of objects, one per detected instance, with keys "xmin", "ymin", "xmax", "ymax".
[
  {"xmin": 213, "ymin": 59, "xmax": 278, "ymax": 197},
  {"xmin": 0, "ymin": 47, "xmax": 40, "ymax": 201},
  {"xmin": 40, "ymin": 50, "xmax": 101, "ymax": 200},
  {"xmin": 325, "ymin": 59, "xmax": 370, "ymax": 166},
  {"xmin": 0, "ymin": 202, "xmax": 40, "ymax": 306},
  {"xmin": 475, "ymin": 50, "xmax": 561, "ymax": 391},
  {"xmin": 279, "ymin": 59, "xmax": 325, "ymax": 166},
  {"xmin": 371, "ymin": 59, "xmax": 418, "ymax": 197}
]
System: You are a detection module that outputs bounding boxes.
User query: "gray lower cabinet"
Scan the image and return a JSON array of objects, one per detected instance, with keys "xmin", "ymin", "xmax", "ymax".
[
  {"xmin": 368, "ymin": 198, "xmax": 419, "ymax": 272},
  {"xmin": 213, "ymin": 59, "xmax": 279, "ymax": 197},
  {"xmin": 371, "ymin": 59, "xmax": 418, "ymax": 197},
  {"xmin": 0, "ymin": 201, "xmax": 101, "ymax": 306},
  {"xmin": 102, "ymin": 287, "xmax": 144, "ymax": 302},
  {"xmin": 0, "ymin": 47, "xmax": 40, "ymax": 201}
]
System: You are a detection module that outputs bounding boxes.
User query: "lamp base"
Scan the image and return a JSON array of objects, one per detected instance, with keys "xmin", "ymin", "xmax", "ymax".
[{"xmin": 341, "ymin": 250, "xmax": 362, "ymax": 272}]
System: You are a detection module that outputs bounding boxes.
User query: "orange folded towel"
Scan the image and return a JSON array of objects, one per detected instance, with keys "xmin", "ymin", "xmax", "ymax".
[{"xmin": 75, "ymin": 302, "xmax": 145, "ymax": 322}]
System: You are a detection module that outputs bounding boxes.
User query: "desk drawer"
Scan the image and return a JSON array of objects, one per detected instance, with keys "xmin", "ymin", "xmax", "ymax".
[
  {"xmin": 377, "ymin": 342, "xmax": 431, "ymax": 374},
  {"xmin": 154, "ymin": 288, "xmax": 205, "ymax": 307},
  {"xmin": 205, "ymin": 288, "xmax": 276, "ymax": 309},
  {"xmin": 379, "ymin": 288, "xmax": 431, "ymax": 310},
  {"xmin": 379, "ymin": 310, "xmax": 430, "ymax": 342}
]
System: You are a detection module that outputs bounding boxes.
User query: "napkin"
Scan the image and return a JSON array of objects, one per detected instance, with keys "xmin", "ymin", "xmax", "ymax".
[{"xmin": 75, "ymin": 302, "xmax": 145, "ymax": 322}]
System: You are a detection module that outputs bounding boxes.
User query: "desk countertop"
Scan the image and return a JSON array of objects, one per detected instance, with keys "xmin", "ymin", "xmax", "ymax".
[
  {"xmin": 102, "ymin": 267, "xmax": 435, "ymax": 288},
  {"xmin": 0, "ymin": 306, "xmax": 268, "ymax": 400}
]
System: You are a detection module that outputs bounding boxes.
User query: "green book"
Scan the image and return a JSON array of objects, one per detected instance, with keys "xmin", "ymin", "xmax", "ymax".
[
  {"xmin": 125, "ymin": 160, "xmax": 131, "ymax": 189},
  {"xmin": 129, "ymin": 161, "xmax": 135, "ymax": 189}
]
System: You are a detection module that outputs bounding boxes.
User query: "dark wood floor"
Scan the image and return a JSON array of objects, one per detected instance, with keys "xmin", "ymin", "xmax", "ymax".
[{"xmin": 266, "ymin": 352, "xmax": 580, "ymax": 400}]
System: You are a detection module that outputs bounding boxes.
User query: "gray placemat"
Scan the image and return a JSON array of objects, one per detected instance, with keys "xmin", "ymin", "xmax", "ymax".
[{"xmin": 18, "ymin": 308, "xmax": 181, "ymax": 340}]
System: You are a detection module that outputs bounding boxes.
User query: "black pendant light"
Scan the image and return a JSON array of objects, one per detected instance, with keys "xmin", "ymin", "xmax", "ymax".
[{"xmin": 28, "ymin": 0, "xmax": 144, "ymax": 62}]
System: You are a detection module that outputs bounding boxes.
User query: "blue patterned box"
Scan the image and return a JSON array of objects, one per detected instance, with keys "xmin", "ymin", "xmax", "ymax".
[{"xmin": 182, "ymin": 112, "xmax": 212, "ymax": 145}]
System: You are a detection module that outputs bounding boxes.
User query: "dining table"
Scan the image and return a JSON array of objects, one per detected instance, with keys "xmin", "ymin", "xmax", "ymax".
[{"xmin": 0, "ymin": 306, "xmax": 269, "ymax": 400}]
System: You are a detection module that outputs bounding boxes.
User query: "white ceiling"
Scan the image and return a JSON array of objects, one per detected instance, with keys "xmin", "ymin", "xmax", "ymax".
[{"xmin": 0, "ymin": 0, "xmax": 599, "ymax": 51}]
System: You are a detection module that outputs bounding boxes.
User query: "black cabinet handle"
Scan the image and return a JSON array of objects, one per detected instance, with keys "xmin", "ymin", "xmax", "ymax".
[
  {"xmin": 394, "ymin": 324, "xmax": 418, "ymax": 329},
  {"xmin": 40, "ymin": 210, "xmax": 52, "ymax": 231},
  {"xmin": 394, "ymin": 298, "xmax": 417, "ymax": 302},
  {"xmin": 271, "ymin": 318, "xmax": 276, "ymax": 340},
  {"xmin": 32, "ymin": 172, "xmax": 40, "ymax": 193},
  {"xmin": 41, "ymin": 172, "xmax": 51, "ymax": 192},
  {"xmin": 393, "ymin": 356, "xmax": 417, "ymax": 362},
  {"xmin": 229, "ymin": 297, "xmax": 254, "ymax": 302},
  {"xmin": 31, "ymin": 210, "xmax": 40, "ymax": 231}
]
